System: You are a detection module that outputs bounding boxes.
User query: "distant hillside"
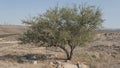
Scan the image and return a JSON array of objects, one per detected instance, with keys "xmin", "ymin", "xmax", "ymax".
[
  {"xmin": 0, "ymin": 25, "xmax": 27, "ymax": 41},
  {"xmin": 1, "ymin": 25, "xmax": 120, "ymax": 35},
  {"xmin": 97, "ymin": 29, "xmax": 120, "ymax": 33},
  {"xmin": 0, "ymin": 25, "xmax": 120, "ymax": 41},
  {"xmin": 0, "ymin": 25, "xmax": 26, "ymax": 35}
]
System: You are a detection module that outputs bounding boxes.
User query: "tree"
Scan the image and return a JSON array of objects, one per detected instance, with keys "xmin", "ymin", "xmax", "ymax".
[{"xmin": 19, "ymin": 4, "xmax": 103, "ymax": 60}]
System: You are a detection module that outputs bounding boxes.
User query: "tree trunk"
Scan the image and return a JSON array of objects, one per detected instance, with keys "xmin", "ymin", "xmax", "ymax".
[
  {"xmin": 59, "ymin": 45, "xmax": 75, "ymax": 60},
  {"xmin": 67, "ymin": 47, "xmax": 74, "ymax": 60},
  {"xmin": 68, "ymin": 48, "xmax": 74, "ymax": 60}
]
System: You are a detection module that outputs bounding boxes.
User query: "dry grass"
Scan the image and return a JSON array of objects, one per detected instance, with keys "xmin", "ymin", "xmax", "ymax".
[
  {"xmin": 0, "ymin": 25, "xmax": 120, "ymax": 68},
  {"xmin": 0, "ymin": 41, "xmax": 119, "ymax": 68}
]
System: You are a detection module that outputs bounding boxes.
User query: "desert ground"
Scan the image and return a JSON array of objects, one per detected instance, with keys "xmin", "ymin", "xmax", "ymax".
[{"xmin": 0, "ymin": 25, "xmax": 120, "ymax": 68}]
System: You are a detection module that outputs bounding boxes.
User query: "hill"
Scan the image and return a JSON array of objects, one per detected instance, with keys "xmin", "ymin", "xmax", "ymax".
[
  {"xmin": 1, "ymin": 25, "xmax": 120, "ymax": 41},
  {"xmin": 0, "ymin": 25, "xmax": 26, "ymax": 41},
  {"xmin": 0, "ymin": 25, "xmax": 26, "ymax": 35},
  {"xmin": 0, "ymin": 25, "xmax": 120, "ymax": 68}
]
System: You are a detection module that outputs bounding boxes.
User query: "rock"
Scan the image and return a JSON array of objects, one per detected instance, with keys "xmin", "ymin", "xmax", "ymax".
[
  {"xmin": 77, "ymin": 62, "xmax": 89, "ymax": 68},
  {"xmin": 33, "ymin": 60, "xmax": 37, "ymax": 65},
  {"xmin": 77, "ymin": 62, "xmax": 81, "ymax": 68},
  {"xmin": 50, "ymin": 61, "xmax": 89, "ymax": 68},
  {"xmin": 50, "ymin": 62, "xmax": 54, "ymax": 65},
  {"xmin": 55, "ymin": 61, "xmax": 77, "ymax": 68},
  {"xmin": 0, "ymin": 38, "xmax": 3, "ymax": 41},
  {"xmin": 62, "ymin": 63, "xmax": 77, "ymax": 68},
  {"xmin": 80, "ymin": 63, "xmax": 89, "ymax": 68}
]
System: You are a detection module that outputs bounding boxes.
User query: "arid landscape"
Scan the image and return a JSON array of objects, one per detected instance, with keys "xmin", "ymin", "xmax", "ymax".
[
  {"xmin": 0, "ymin": 25, "xmax": 119, "ymax": 68},
  {"xmin": 1, "ymin": 0, "xmax": 120, "ymax": 68}
]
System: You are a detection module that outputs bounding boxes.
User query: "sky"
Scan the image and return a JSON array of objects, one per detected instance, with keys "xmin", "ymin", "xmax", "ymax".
[{"xmin": 0, "ymin": 0, "xmax": 120, "ymax": 29}]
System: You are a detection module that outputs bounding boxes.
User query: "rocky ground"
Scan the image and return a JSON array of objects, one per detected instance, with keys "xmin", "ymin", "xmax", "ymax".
[{"xmin": 0, "ymin": 25, "xmax": 120, "ymax": 68}]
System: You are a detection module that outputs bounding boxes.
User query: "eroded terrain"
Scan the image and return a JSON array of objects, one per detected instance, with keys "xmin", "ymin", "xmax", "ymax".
[{"xmin": 0, "ymin": 25, "xmax": 120, "ymax": 68}]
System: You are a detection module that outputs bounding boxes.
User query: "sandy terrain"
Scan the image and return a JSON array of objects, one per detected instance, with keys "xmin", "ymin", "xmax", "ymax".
[{"xmin": 0, "ymin": 25, "xmax": 120, "ymax": 68}]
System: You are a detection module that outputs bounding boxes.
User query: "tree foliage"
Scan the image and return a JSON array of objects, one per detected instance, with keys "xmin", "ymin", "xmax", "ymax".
[{"xmin": 19, "ymin": 4, "xmax": 103, "ymax": 60}]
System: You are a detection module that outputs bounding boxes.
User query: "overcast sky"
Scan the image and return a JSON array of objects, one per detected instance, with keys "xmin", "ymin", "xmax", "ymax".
[{"xmin": 0, "ymin": 0, "xmax": 120, "ymax": 29}]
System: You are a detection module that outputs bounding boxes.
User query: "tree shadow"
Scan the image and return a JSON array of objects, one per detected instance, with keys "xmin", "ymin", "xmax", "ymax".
[
  {"xmin": 55, "ymin": 57, "xmax": 66, "ymax": 61},
  {"xmin": 0, "ymin": 54, "xmax": 55, "ymax": 63}
]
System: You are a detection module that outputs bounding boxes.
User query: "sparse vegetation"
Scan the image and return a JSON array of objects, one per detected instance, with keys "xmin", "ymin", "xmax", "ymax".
[
  {"xmin": 19, "ymin": 4, "xmax": 103, "ymax": 60},
  {"xmin": 0, "ymin": 3, "xmax": 119, "ymax": 68}
]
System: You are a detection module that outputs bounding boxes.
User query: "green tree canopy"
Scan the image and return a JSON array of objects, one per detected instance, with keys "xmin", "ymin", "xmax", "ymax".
[{"xmin": 19, "ymin": 4, "xmax": 103, "ymax": 60}]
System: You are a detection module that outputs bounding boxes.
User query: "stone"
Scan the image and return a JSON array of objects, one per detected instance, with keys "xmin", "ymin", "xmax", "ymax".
[
  {"xmin": 56, "ymin": 61, "xmax": 77, "ymax": 68},
  {"xmin": 80, "ymin": 63, "xmax": 89, "ymax": 68},
  {"xmin": 33, "ymin": 60, "xmax": 37, "ymax": 65},
  {"xmin": 51, "ymin": 61, "xmax": 89, "ymax": 68}
]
